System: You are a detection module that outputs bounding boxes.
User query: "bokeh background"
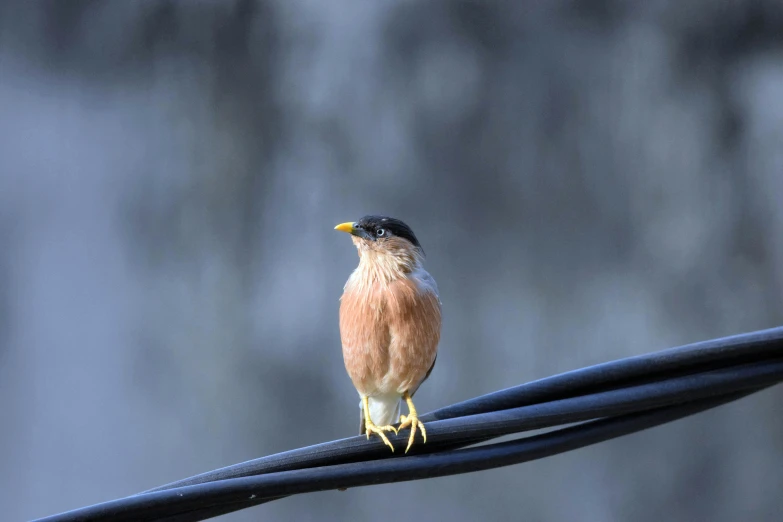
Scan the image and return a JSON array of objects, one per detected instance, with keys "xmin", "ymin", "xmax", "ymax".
[{"xmin": 2, "ymin": 1, "xmax": 782, "ymax": 520}]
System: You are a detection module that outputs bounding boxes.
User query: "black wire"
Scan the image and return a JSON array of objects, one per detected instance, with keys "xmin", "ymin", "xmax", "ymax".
[
  {"xmin": 138, "ymin": 359, "xmax": 783, "ymax": 521},
  {"xmin": 424, "ymin": 325, "xmax": 783, "ymax": 422},
  {"xmin": 153, "ymin": 386, "xmax": 776, "ymax": 522},
  {"xmin": 154, "ymin": 390, "xmax": 762, "ymax": 521},
  {"xmin": 39, "ymin": 389, "xmax": 767, "ymax": 522},
  {"xmin": 143, "ymin": 328, "xmax": 783, "ymax": 494},
  {"xmin": 32, "ymin": 327, "xmax": 783, "ymax": 522},
  {"xmin": 36, "ymin": 360, "xmax": 783, "ymax": 522}
]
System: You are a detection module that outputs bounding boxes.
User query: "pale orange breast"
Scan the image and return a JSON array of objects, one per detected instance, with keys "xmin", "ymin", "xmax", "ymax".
[{"xmin": 340, "ymin": 274, "xmax": 441, "ymax": 396}]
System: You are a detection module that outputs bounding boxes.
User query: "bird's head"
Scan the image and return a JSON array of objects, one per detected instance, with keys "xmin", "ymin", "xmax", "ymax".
[{"xmin": 335, "ymin": 215, "xmax": 424, "ymax": 273}]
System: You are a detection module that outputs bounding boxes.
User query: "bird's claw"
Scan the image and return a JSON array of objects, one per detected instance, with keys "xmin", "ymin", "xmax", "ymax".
[
  {"xmin": 398, "ymin": 413, "xmax": 426, "ymax": 453},
  {"xmin": 365, "ymin": 421, "xmax": 398, "ymax": 452}
]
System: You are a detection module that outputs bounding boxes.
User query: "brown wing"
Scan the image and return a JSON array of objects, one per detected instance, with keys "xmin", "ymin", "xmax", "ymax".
[{"xmin": 410, "ymin": 353, "xmax": 437, "ymax": 397}]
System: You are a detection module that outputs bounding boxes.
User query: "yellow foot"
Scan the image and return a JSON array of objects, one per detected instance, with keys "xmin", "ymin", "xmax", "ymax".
[
  {"xmin": 361, "ymin": 396, "xmax": 398, "ymax": 452},
  {"xmin": 364, "ymin": 419, "xmax": 398, "ymax": 452},
  {"xmin": 398, "ymin": 392, "xmax": 426, "ymax": 453},
  {"xmin": 397, "ymin": 413, "xmax": 426, "ymax": 453}
]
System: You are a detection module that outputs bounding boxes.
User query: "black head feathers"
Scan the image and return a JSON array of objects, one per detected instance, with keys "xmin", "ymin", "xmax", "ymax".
[{"xmin": 356, "ymin": 215, "xmax": 423, "ymax": 251}]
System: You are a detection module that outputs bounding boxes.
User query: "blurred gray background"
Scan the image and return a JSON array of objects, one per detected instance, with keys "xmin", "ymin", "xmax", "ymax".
[{"xmin": 1, "ymin": 1, "xmax": 782, "ymax": 520}]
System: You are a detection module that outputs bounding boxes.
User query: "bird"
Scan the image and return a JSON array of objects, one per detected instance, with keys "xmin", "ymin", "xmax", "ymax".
[{"xmin": 335, "ymin": 215, "xmax": 441, "ymax": 453}]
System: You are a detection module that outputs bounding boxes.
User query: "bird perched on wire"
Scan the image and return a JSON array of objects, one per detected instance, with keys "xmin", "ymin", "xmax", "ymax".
[{"xmin": 335, "ymin": 216, "xmax": 441, "ymax": 453}]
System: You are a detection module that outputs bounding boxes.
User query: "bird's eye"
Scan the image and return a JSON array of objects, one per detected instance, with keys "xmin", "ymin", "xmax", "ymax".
[{"xmin": 376, "ymin": 228, "xmax": 385, "ymax": 237}]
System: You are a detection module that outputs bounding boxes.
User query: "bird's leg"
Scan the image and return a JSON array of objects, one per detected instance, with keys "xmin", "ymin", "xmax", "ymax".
[
  {"xmin": 362, "ymin": 396, "xmax": 398, "ymax": 452},
  {"xmin": 398, "ymin": 391, "xmax": 426, "ymax": 453}
]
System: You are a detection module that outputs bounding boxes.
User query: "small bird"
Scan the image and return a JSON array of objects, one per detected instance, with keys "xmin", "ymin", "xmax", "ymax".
[{"xmin": 335, "ymin": 216, "xmax": 441, "ymax": 453}]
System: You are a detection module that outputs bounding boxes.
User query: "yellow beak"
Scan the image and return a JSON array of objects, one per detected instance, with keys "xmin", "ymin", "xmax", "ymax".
[{"xmin": 334, "ymin": 222, "xmax": 356, "ymax": 234}]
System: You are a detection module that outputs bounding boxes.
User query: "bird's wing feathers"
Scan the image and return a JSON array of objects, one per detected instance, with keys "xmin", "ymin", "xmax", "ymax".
[
  {"xmin": 410, "ymin": 353, "xmax": 437, "ymax": 398},
  {"xmin": 408, "ymin": 268, "xmax": 441, "ymax": 397},
  {"xmin": 412, "ymin": 267, "xmax": 440, "ymax": 301}
]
